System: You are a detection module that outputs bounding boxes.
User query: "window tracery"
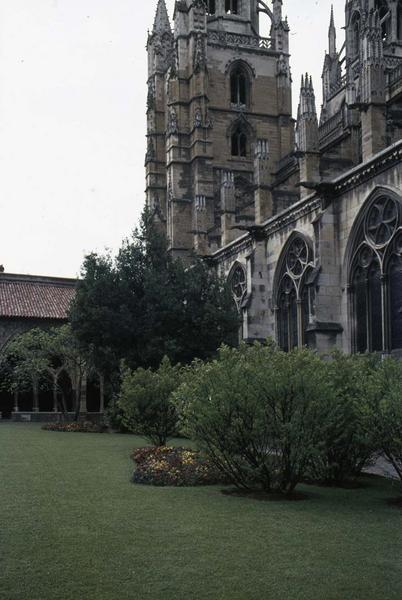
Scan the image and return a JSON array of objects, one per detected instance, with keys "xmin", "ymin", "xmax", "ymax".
[
  {"xmin": 230, "ymin": 264, "xmax": 247, "ymax": 310},
  {"xmin": 276, "ymin": 236, "xmax": 314, "ymax": 352},
  {"xmin": 350, "ymin": 193, "xmax": 402, "ymax": 353}
]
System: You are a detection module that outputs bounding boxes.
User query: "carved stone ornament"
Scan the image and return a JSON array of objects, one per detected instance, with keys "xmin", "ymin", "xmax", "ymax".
[
  {"xmin": 193, "ymin": 33, "xmax": 207, "ymax": 74},
  {"xmin": 147, "ymin": 79, "xmax": 156, "ymax": 110},
  {"xmin": 277, "ymin": 54, "xmax": 290, "ymax": 78},
  {"xmin": 145, "ymin": 138, "xmax": 156, "ymax": 162},
  {"xmin": 168, "ymin": 108, "xmax": 178, "ymax": 135},
  {"xmin": 194, "ymin": 108, "xmax": 203, "ymax": 128},
  {"xmin": 193, "ymin": 0, "xmax": 206, "ymax": 10}
]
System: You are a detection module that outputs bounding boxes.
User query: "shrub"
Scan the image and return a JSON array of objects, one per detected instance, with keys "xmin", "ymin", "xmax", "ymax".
[
  {"xmin": 104, "ymin": 397, "xmax": 132, "ymax": 433},
  {"xmin": 310, "ymin": 352, "xmax": 377, "ymax": 485},
  {"xmin": 118, "ymin": 356, "xmax": 181, "ymax": 446},
  {"xmin": 366, "ymin": 357, "xmax": 402, "ymax": 484},
  {"xmin": 42, "ymin": 421, "xmax": 107, "ymax": 433},
  {"xmin": 175, "ymin": 343, "xmax": 335, "ymax": 495},
  {"xmin": 131, "ymin": 446, "xmax": 226, "ymax": 487}
]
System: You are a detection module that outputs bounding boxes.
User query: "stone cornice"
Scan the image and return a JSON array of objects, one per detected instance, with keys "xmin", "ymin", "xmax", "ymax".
[{"xmin": 333, "ymin": 141, "xmax": 402, "ymax": 196}]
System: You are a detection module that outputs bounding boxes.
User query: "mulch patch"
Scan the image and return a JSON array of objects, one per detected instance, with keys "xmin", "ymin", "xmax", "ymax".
[{"xmin": 221, "ymin": 488, "xmax": 309, "ymax": 502}]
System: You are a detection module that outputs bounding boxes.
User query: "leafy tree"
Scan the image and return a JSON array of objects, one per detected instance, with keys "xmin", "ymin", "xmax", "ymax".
[
  {"xmin": 70, "ymin": 208, "xmax": 239, "ymax": 370},
  {"xmin": 0, "ymin": 325, "xmax": 90, "ymax": 420},
  {"xmin": 175, "ymin": 343, "xmax": 335, "ymax": 495},
  {"xmin": 118, "ymin": 357, "xmax": 181, "ymax": 446},
  {"xmin": 0, "ymin": 329, "xmax": 50, "ymax": 398}
]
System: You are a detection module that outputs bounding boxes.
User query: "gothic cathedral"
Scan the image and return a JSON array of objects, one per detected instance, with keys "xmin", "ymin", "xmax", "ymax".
[{"xmin": 146, "ymin": 0, "xmax": 402, "ymax": 355}]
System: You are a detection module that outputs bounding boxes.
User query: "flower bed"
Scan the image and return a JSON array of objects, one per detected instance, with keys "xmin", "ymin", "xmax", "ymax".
[
  {"xmin": 131, "ymin": 446, "xmax": 226, "ymax": 487},
  {"xmin": 42, "ymin": 422, "xmax": 107, "ymax": 434}
]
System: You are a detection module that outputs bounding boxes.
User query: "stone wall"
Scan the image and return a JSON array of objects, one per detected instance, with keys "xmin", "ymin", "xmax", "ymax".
[{"xmin": 214, "ymin": 140, "xmax": 402, "ymax": 353}]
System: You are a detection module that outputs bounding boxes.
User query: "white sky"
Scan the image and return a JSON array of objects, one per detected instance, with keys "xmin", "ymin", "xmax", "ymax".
[{"xmin": 0, "ymin": 0, "xmax": 345, "ymax": 278}]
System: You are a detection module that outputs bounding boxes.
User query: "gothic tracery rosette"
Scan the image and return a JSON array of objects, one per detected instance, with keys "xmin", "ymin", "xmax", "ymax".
[
  {"xmin": 358, "ymin": 244, "xmax": 374, "ymax": 269},
  {"xmin": 286, "ymin": 237, "xmax": 309, "ymax": 278},
  {"xmin": 230, "ymin": 265, "xmax": 247, "ymax": 309},
  {"xmin": 365, "ymin": 196, "xmax": 399, "ymax": 247}
]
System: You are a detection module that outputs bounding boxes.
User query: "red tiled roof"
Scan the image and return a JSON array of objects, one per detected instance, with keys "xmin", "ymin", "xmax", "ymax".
[{"xmin": 0, "ymin": 274, "xmax": 76, "ymax": 320}]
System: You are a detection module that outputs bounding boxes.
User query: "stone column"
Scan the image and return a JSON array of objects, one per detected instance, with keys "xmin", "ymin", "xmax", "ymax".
[
  {"xmin": 99, "ymin": 375, "xmax": 105, "ymax": 414},
  {"xmin": 32, "ymin": 379, "xmax": 39, "ymax": 413},
  {"xmin": 80, "ymin": 372, "xmax": 88, "ymax": 414},
  {"xmin": 13, "ymin": 391, "xmax": 19, "ymax": 413},
  {"xmin": 53, "ymin": 375, "xmax": 58, "ymax": 413}
]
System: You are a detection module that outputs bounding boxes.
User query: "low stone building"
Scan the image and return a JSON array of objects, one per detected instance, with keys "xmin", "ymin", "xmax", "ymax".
[
  {"xmin": 0, "ymin": 273, "xmax": 104, "ymax": 421},
  {"xmin": 147, "ymin": 0, "xmax": 402, "ymax": 354},
  {"xmin": 0, "ymin": 272, "xmax": 76, "ymax": 351}
]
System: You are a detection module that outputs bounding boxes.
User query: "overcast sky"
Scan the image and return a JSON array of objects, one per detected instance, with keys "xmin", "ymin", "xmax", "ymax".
[{"xmin": 0, "ymin": 0, "xmax": 345, "ymax": 278}]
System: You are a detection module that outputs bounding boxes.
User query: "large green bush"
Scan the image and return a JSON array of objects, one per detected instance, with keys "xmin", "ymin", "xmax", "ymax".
[
  {"xmin": 311, "ymin": 352, "xmax": 377, "ymax": 485},
  {"xmin": 118, "ymin": 357, "xmax": 181, "ymax": 446},
  {"xmin": 366, "ymin": 357, "xmax": 402, "ymax": 483},
  {"xmin": 175, "ymin": 343, "xmax": 335, "ymax": 495}
]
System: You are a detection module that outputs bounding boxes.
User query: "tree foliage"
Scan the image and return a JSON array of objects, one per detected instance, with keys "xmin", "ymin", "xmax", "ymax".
[
  {"xmin": 70, "ymin": 208, "xmax": 239, "ymax": 370},
  {"xmin": 0, "ymin": 325, "xmax": 88, "ymax": 418}
]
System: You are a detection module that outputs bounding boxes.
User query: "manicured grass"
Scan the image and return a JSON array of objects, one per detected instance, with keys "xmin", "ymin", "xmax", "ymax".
[{"xmin": 1, "ymin": 424, "xmax": 402, "ymax": 600}]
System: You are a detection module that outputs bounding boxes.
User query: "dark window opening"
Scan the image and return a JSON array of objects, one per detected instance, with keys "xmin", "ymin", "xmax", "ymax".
[
  {"xmin": 369, "ymin": 261, "xmax": 383, "ymax": 351},
  {"xmin": 231, "ymin": 130, "xmax": 247, "ymax": 157},
  {"xmin": 398, "ymin": 1, "xmax": 402, "ymax": 39},
  {"xmin": 225, "ymin": 0, "xmax": 238, "ymax": 15},
  {"xmin": 376, "ymin": 0, "xmax": 390, "ymax": 41},
  {"xmin": 231, "ymin": 69, "xmax": 247, "ymax": 106},
  {"xmin": 278, "ymin": 282, "xmax": 298, "ymax": 353},
  {"xmin": 351, "ymin": 258, "xmax": 383, "ymax": 352},
  {"xmin": 390, "ymin": 255, "xmax": 402, "ymax": 350},
  {"xmin": 204, "ymin": 0, "xmax": 216, "ymax": 15},
  {"xmin": 353, "ymin": 266, "xmax": 368, "ymax": 353}
]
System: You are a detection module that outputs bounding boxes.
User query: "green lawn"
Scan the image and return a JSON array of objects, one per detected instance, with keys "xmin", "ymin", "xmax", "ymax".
[{"xmin": 1, "ymin": 424, "xmax": 402, "ymax": 600}]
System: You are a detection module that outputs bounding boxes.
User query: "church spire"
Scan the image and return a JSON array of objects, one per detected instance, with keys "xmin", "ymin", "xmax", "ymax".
[
  {"xmin": 153, "ymin": 0, "xmax": 171, "ymax": 34},
  {"xmin": 329, "ymin": 5, "xmax": 337, "ymax": 57}
]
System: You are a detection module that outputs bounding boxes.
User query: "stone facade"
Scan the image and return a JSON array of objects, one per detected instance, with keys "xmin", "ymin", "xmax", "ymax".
[{"xmin": 148, "ymin": 0, "xmax": 402, "ymax": 355}]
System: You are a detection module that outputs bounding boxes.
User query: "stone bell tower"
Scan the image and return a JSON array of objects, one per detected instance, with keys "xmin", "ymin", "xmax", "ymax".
[{"xmin": 146, "ymin": 0, "xmax": 295, "ymax": 259}]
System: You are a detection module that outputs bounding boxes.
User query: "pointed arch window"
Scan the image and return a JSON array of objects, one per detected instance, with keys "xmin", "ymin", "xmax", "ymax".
[
  {"xmin": 231, "ymin": 128, "xmax": 247, "ymax": 157},
  {"xmin": 276, "ymin": 236, "xmax": 314, "ymax": 351},
  {"xmin": 231, "ymin": 66, "xmax": 248, "ymax": 107},
  {"xmin": 350, "ymin": 194, "xmax": 402, "ymax": 353},
  {"xmin": 375, "ymin": 0, "xmax": 390, "ymax": 41},
  {"xmin": 225, "ymin": 0, "xmax": 239, "ymax": 15}
]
